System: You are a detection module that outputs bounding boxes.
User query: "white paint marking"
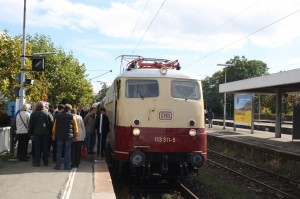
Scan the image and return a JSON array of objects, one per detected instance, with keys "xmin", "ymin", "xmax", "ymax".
[{"xmin": 61, "ymin": 167, "xmax": 77, "ymax": 199}]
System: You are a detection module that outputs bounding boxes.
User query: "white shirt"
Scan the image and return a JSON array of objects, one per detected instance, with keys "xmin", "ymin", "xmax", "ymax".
[
  {"xmin": 74, "ymin": 114, "xmax": 86, "ymax": 141},
  {"xmin": 16, "ymin": 111, "xmax": 31, "ymax": 134}
]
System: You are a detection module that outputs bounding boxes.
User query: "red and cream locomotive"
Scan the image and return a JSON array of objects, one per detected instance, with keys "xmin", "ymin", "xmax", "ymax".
[{"xmin": 104, "ymin": 55, "xmax": 207, "ymax": 177}]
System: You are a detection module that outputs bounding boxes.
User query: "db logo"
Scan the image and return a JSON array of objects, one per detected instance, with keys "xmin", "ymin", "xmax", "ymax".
[{"xmin": 159, "ymin": 111, "xmax": 173, "ymax": 120}]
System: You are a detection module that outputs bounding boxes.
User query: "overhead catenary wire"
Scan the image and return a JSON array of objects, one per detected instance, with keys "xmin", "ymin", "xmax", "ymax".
[
  {"xmin": 131, "ymin": 0, "xmax": 167, "ymax": 54},
  {"xmin": 89, "ymin": 70, "xmax": 112, "ymax": 81},
  {"xmin": 185, "ymin": 8, "xmax": 300, "ymax": 68},
  {"xmin": 183, "ymin": 0, "xmax": 260, "ymax": 50},
  {"xmin": 120, "ymin": 0, "xmax": 150, "ymax": 55}
]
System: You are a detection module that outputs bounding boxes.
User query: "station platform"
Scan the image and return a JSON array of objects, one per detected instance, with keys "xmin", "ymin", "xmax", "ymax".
[
  {"xmin": 212, "ymin": 119, "xmax": 293, "ymax": 135},
  {"xmin": 94, "ymin": 158, "xmax": 116, "ymax": 199},
  {"xmin": 0, "ymin": 149, "xmax": 116, "ymax": 199},
  {"xmin": 206, "ymin": 124, "xmax": 300, "ymax": 178},
  {"xmin": 207, "ymin": 124, "xmax": 300, "ymax": 154}
]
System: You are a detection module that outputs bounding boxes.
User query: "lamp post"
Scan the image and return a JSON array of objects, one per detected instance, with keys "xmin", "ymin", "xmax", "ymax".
[
  {"xmin": 217, "ymin": 63, "xmax": 234, "ymax": 129},
  {"xmin": 19, "ymin": 0, "xmax": 27, "ymax": 109}
]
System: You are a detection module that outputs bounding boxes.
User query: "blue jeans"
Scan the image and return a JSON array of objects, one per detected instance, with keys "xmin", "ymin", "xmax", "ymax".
[
  {"xmin": 34, "ymin": 135, "xmax": 49, "ymax": 165},
  {"xmin": 56, "ymin": 139, "xmax": 72, "ymax": 169},
  {"xmin": 85, "ymin": 133, "xmax": 96, "ymax": 153}
]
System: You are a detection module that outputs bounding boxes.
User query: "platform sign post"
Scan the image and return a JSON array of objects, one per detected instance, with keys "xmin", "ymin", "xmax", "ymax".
[
  {"xmin": 7, "ymin": 102, "xmax": 16, "ymax": 117},
  {"xmin": 292, "ymin": 106, "xmax": 300, "ymax": 141},
  {"xmin": 234, "ymin": 94, "xmax": 253, "ymax": 133}
]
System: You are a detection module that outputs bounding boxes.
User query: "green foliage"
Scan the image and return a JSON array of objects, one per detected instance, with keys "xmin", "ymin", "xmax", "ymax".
[
  {"xmin": 0, "ymin": 102, "xmax": 11, "ymax": 127},
  {"xmin": 95, "ymin": 82, "xmax": 110, "ymax": 102},
  {"xmin": 0, "ymin": 30, "xmax": 94, "ymax": 109},
  {"xmin": 203, "ymin": 55, "xmax": 269, "ymax": 118},
  {"xmin": 0, "ymin": 30, "xmax": 29, "ymax": 99},
  {"xmin": 261, "ymin": 107, "xmax": 272, "ymax": 114}
]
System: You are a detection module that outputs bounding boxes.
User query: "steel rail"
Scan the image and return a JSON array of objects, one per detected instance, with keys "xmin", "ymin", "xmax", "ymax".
[
  {"xmin": 208, "ymin": 149, "xmax": 299, "ymax": 185},
  {"xmin": 177, "ymin": 180, "xmax": 200, "ymax": 199},
  {"xmin": 207, "ymin": 151, "xmax": 297, "ymax": 199}
]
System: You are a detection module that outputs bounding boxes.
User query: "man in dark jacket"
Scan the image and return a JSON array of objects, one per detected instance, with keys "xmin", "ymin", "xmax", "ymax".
[
  {"xmin": 28, "ymin": 101, "xmax": 54, "ymax": 167},
  {"xmin": 207, "ymin": 109, "xmax": 214, "ymax": 129},
  {"xmin": 51, "ymin": 104, "xmax": 65, "ymax": 161},
  {"xmin": 83, "ymin": 107, "xmax": 96, "ymax": 154},
  {"xmin": 52, "ymin": 104, "xmax": 78, "ymax": 170},
  {"xmin": 95, "ymin": 108, "xmax": 110, "ymax": 157}
]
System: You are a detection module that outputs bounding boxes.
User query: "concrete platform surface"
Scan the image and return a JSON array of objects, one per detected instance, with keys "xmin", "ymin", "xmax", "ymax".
[
  {"xmin": 207, "ymin": 125, "xmax": 300, "ymax": 156},
  {"xmin": 93, "ymin": 160, "xmax": 116, "ymax": 199}
]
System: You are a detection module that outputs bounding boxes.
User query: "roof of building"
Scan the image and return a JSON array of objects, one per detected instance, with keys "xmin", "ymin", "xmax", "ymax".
[{"xmin": 219, "ymin": 68, "xmax": 300, "ymax": 94}]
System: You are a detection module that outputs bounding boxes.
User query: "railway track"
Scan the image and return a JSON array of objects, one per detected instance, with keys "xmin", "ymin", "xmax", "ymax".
[
  {"xmin": 128, "ymin": 179, "xmax": 199, "ymax": 199},
  {"xmin": 207, "ymin": 149, "xmax": 300, "ymax": 199}
]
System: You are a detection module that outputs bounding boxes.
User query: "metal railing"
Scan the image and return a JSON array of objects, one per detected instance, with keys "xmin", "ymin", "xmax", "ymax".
[{"xmin": 0, "ymin": 127, "xmax": 11, "ymax": 154}]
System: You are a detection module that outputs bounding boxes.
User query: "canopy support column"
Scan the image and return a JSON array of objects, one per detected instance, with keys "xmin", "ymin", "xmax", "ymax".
[{"xmin": 275, "ymin": 88, "xmax": 282, "ymax": 138}]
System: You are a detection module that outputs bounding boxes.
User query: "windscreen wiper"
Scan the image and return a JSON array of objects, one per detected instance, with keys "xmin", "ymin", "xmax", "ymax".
[
  {"xmin": 184, "ymin": 87, "xmax": 195, "ymax": 101},
  {"xmin": 137, "ymin": 90, "xmax": 144, "ymax": 100},
  {"xmin": 185, "ymin": 93, "xmax": 195, "ymax": 101}
]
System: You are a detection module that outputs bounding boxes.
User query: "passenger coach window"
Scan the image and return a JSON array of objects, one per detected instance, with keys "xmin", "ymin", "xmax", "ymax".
[
  {"xmin": 126, "ymin": 80, "xmax": 159, "ymax": 98},
  {"xmin": 171, "ymin": 80, "xmax": 200, "ymax": 100}
]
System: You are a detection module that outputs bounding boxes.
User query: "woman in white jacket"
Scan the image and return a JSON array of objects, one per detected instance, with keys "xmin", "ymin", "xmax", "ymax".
[
  {"xmin": 71, "ymin": 108, "xmax": 86, "ymax": 168},
  {"xmin": 16, "ymin": 103, "xmax": 31, "ymax": 161}
]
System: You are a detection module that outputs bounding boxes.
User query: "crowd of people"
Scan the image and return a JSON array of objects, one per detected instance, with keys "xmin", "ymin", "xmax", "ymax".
[{"xmin": 13, "ymin": 101, "xmax": 109, "ymax": 170}]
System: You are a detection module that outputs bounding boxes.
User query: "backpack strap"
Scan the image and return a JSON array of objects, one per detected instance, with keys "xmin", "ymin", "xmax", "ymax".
[{"xmin": 19, "ymin": 112, "xmax": 28, "ymax": 129}]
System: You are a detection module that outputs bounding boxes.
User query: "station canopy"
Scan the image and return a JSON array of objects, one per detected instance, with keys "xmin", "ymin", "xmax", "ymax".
[
  {"xmin": 219, "ymin": 68, "xmax": 300, "ymax": 94},
  {"xmin": 219, "ymin": 68, "xmax": 300, "ymax": 138}
]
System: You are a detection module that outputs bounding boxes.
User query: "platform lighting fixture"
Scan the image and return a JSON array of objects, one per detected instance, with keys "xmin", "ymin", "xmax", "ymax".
[{"xmin": 217, "ymin": 63, "xmax": 235, "ymax": 129}]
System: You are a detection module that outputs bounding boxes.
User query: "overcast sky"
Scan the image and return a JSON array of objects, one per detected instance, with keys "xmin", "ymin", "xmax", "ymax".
[{"xmin": 1, "ymin": 0, "xmax": 300, "ymax": 93}]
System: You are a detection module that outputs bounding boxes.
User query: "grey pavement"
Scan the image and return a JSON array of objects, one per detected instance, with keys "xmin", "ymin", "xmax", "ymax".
[{"xmin": 0, "ymin": 150, "xmax": 95, "ymax": 199}]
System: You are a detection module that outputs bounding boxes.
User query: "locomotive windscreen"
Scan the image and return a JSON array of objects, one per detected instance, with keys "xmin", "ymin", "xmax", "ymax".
[
  {"xmin": 126, "ymin": 79, "xmax": 159, "ymax": 98},
  {"xmin": 171, "ymin": 80, "xmax": 200, "ymax": 100}
]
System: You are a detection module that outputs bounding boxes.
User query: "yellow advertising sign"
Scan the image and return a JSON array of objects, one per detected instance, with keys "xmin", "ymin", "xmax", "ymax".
[{"xmin": 234, "ymin": 94, "xmax": 252, "ymax": 125}]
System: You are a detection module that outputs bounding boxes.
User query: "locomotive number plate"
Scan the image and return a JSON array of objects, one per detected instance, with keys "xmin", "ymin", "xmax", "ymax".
[
  {"xmin": 155, "ymin": 137, "xmax": 176, "ymax": 143},
  {"xmin": 158, "ymin": 110, "xmax": 173, "ymax": 120}
]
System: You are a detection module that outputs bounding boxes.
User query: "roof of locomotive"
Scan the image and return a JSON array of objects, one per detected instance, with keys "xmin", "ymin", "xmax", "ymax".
[{"xmin": 117, "ymin": 68, "xmax": 200, "ymax": 80}]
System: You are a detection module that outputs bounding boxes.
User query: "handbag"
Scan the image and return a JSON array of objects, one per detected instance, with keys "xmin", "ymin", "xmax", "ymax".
[{"xmin": 80, "ymin": 145, "xmax": 88, "ymax": 159}]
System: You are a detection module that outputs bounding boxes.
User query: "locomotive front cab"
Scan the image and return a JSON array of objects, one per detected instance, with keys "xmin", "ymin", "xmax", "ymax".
[{"xmin": 104, "ymin": 56, "xmax": 207, "ymax": 177}]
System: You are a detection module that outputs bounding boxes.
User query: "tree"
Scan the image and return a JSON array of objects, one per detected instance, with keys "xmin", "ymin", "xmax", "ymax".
[
  {"xmin": 203, "ymin": 71, "xmax": 223, "ymax": 117},
  {"xmin": 202, "ymin": 55, "xmax": 269, "ymax": 119},
  {"xmin": 0, "ymin": 30, "xmax": 31, "ymax": 100},
  {"xmin": 95, "ymin": 82, "xmax": 110, "ymax": 102},
  {"xmin": 0, "ymin": 31, "xmax": 95, "ymax": 109}
]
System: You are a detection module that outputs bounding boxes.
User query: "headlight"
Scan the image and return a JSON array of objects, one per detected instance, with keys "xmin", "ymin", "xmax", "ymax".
[
  {"xmin": 189, "ymin": 129, "xmax": 196, "ymax": 136},
  {"xmin": 160, "ymin": 67, "xmax": 167, "ymax": 75},
  {"xmin": 133, "ymin": 128, "xmax": 140, "ymax": 136}
]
